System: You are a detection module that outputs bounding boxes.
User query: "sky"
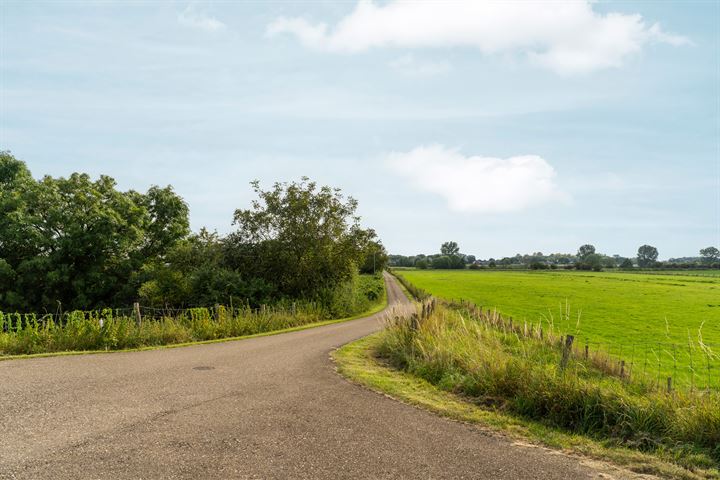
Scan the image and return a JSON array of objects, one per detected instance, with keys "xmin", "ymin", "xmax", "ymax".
[{"xmin": 1, "ymin": 0, "xmax": 718, "ymax": 259}]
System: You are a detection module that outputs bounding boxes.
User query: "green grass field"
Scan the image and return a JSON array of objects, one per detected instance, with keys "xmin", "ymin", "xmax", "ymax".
[{"xmin": 399, "ymin": 269, "xmax": 720, "ymax": 388}]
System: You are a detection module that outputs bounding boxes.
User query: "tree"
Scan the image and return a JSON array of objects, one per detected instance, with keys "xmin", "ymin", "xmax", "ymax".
[
  {"xmin": 637, "ymin": 245, "xmax": 659, "ymax": 267},
  {"xmin": 360, "ymin": 240, "xmax": 388, "ymax": 274},
  {"xmin": 576, "ymin": 253, "xmax": 602, "ymax": 271},
  {"xmin": 577, "ymin": 244, "xmax": 596, "ymax": 260},
  {"xmin": 229, "ymin": 178, "xmax": 375, "ymax": 299},
  {"xmin": 440, "ymin": 241, "xmax": 460, "ymax": 256},
  {"xmin": 0, "ymin": 152, "xmax": 190, "ymax": 311},
  {"xmin": 619, "ymin": 258, "xmax": 634, "ymax": 269},
  {"xmin": 700, "ymin": 246, "xmax": 719, "ymax": 264}
]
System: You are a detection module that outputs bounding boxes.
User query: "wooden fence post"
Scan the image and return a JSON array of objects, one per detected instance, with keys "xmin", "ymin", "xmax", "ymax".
[
  {"xmin": 667, "ymin": 376, "xmax": 673, "ymax": 393},
  {"xmin": 133, "ymin": 302, "xmax": 142, "ymax": 326},
  {"xmin": 560, "ymin": 335, "xmax": 574, "ymax": 370},
  {"xmin": 584, "ymin": 344, "xmax": 589, "ymax": 360}
]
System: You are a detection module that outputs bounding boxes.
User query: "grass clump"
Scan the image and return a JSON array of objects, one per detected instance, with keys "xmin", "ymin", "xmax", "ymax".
[{"xmin": 377, "ymin": 299, "xmax": 720, "ymax": 472}]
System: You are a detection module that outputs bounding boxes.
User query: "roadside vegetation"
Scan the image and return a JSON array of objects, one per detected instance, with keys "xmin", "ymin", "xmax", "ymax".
[
  {"xmin": 0, "ymin": 151, "xmax": 389, "ymax": 355},
  {"xmin": 355, "ymin": 275, "xmax": 720, "ymax": 477},
  {"xmin": 398, "ymin": 269, "xmax": 720, "ymax": 389},
  {"xmin": 1, "ymin": 273, "xmax": 385, "ymax": 356}
]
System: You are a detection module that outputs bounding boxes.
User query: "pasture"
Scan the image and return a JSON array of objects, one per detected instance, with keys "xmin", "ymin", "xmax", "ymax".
[{"xmin": 399, "ymin": 269, "xmax": 720, "ymax": 389}]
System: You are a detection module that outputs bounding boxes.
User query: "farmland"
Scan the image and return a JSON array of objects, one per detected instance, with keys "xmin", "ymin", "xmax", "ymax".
[{"xmin": 398, "ymin": 269, "xmax": 720, "ymax": 388}]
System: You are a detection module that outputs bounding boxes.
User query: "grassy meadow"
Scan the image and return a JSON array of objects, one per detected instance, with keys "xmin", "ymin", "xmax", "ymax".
[{"xmin": 398, "ymin": 269, "xmax": 720, "ymax": 389}]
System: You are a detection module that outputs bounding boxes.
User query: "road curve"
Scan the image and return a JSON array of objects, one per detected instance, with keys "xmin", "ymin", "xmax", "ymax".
[{"xmin": 1, "ymin": 273, "xmax": 606, "ymax": 479}]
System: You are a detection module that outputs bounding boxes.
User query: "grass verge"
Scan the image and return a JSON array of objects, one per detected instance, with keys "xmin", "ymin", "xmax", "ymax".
[
  {"xmin": 1, "ymin": 277, "xmax": 387, "ymax": 361},
  {"xmin": 334, "ymin": 334, "xmax": 718, "ymax": 480}
]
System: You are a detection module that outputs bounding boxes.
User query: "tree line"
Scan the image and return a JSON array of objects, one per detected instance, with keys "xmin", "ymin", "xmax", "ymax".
[
  {"xmin": 0, "ymin": 152, "xmax": 388, "ymax": 313},
  {"xmin": 389, "ymin": 242, "xmax": 719, "ymax": 271}
]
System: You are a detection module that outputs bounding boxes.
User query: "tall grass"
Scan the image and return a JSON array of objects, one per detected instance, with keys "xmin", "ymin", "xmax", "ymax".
[
  {"xmin": 377, "ymin": 298, "xmax": 720, "ymax": 469},
  {"xmin": 0, "ymin": 274, "xmax": 385, "ymax": 356}
]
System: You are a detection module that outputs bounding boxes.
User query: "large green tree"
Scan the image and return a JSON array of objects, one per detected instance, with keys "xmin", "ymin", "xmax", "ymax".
[
  {"xmin": 228, "ymin": 178, "xmax": 376, "ymax": 298},
  {"xmin": 0, "ymin": 152, "xmax": 189, "ymax": 311}
]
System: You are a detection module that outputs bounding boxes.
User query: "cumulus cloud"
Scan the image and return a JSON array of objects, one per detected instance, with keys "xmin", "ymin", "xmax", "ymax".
[
  {"xmin": 178, "ymin": 4, "xmax": 226, "ymax": 32},
  {"xmin": 266, "ymin": 0, "xmax": 690, "ymax": 74},
  {"xmin": 385, "ymin": 145, "xmax": 568, "ymax": 213}
]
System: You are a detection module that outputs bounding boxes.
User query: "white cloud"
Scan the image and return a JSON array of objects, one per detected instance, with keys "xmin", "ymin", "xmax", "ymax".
[
  {"xmin": 388, "ymin": 54, "xmax": 450, "ymax": 77},
  {"xmin": 385, "ymin": 145, "xmax": 568, "ymax": 213},
  {"xmin": 267, "ymin": 0, "xmax": 690, "ymax": 74},
  {"xmin": 178, "ymin": 4, "xmax": 226, "ymax": 32}
]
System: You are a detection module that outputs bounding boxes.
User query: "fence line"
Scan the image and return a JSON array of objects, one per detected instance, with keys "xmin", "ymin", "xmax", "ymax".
[
  {"xmin": 390, "ymin": 271, "xmax": 719, "ymax": 392},
  {"xmin": 0, "ymin": 299, "xmax": 321, "ymax": 333}
]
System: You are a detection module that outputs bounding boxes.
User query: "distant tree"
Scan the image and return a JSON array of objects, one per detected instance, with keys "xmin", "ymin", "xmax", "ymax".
[
  {"xmin": 440, "ymin": 241, "xmax": 460, "ymax": 256},
  {"xmin": 415, "ymin": 259, "xmax": 429, "ymax": 269},
  {"xmin": 488, "ymin": 260, "xmax": 496, "ymax": 268},
  {"xmin": 577, "ymin": 244, "xmax": 596, "ymax": 260},
  {"xmin": 464, "ymin": 254, "xmax": 476, "ymax": 264},
  {"xmin": 619, "ymin": 258, "xmax": 634, "ymax": 269},
  {"xmin": 576, "ymin": 253, "xmax": 602, "ymax": 271},
  {"xmin": 431, "ymin": 255, "xmax": 451, "ymax": 269},
  {"xmin": 600, "ymin": 255, "xmax": 617, "ymax": 269},
  {"xmin": 637, "ymin": 245, "xmax": 659, "ymax": 267},
  {"xmin": 700, "ymin": 246, "xmax": 719, "ymax": 264},
  {"xmin": 360, "ymin": 240, "xmax": 389, "ymax": 274},
  {"xmin": 530, "ymin": 262, "xmax": 549, "ymax": 270}
]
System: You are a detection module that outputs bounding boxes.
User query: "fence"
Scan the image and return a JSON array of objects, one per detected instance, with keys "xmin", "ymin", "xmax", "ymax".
[
  {"xmin": 0, "ymin": 300, "xmax": 317, "ymax": 333},
  {"xmin": 391, "ymin": 271, "xmax": 720, "ymax": 392},
  {"xmin": 454, "ymin": 299, "xmax": 719, "ymax": 392}
]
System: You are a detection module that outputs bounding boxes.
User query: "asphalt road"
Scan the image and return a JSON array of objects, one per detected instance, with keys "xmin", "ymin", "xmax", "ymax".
[{"xmin": 1, "ymin": 273, "xmax": 624, "ymax": 479}]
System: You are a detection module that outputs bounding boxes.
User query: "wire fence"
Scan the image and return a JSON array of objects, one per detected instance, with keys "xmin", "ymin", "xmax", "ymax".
[
  {"xmin": 0, "ymin": 300, "xmax": 316, "ymax": 332},
  {"xmin": 451, "ymin": 298, "xmax": 720, "ymax": 392},
  {"xmin": 391, "ymin": 271, "xmax": 720, "ymax": 392}
]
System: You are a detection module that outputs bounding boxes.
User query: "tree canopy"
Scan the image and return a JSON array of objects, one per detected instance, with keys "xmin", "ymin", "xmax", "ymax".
[
  {"xmin": 227, "ymin": 178, "xmax": 382, "ymax": 299},
  {"xmin": 0, "ymin": 152, "xmax": 189, "ymax": 311},
  {"xmin": 441, "ymin": 241, "xmax": 460, "ymax": 256},
  {"xmin": 637, "ymin": 244, "xmax": 659, "ymax": 267},
  {"xmin": 0, "ymin": 154, "xmax": 385, "ymax": 312},
  {"xmin": 577, "ymin": 244, "xmax": 596, "ymax": 260},
  {"xmin": 700, "ymin": 246, "xmax": 719, "ymax": 264}
]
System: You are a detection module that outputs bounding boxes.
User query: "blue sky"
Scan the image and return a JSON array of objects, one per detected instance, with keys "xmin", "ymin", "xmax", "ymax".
[{"xmin": 1, "ymin": 0, "xmax": 718, "ymax": 259}]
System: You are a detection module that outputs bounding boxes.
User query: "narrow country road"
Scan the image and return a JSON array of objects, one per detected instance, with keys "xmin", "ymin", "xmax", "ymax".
[{"xmin": 1, "ymin": 273, "xmax": 610, "ymax": 479}]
